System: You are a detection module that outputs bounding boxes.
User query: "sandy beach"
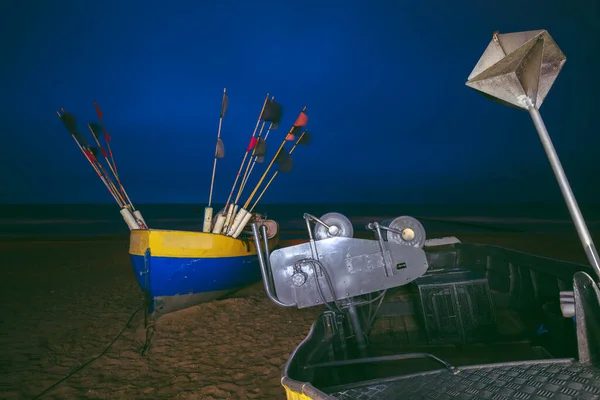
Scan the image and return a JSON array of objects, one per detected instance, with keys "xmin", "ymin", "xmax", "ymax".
[{"xmin": 0, "ymin": 230, "xmax": 595, "ymax": 399}]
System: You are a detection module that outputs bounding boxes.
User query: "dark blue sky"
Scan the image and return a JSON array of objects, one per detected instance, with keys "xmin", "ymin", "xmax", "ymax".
[{"xmin": 1, "ymin": 0, "xmax": 598, "ymax": 204}]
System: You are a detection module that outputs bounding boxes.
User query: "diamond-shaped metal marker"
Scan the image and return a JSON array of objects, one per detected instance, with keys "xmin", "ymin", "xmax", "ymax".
[
  {"xmin": 467, "ymin": 30, "xmax": 600, "ymax": 279},
  {"xmin": 466, "ymin": 30, "xmax": 566, "ymax": 110}
]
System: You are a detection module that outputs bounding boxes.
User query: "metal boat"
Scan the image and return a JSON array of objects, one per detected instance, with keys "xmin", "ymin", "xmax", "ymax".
[
  {"xmin": 253, "ymin": 214, "xmax": 599, "ymax": 399},
  {"xmin": 250, "ymin": 29, "xmax": 600, "ymax": 399}
]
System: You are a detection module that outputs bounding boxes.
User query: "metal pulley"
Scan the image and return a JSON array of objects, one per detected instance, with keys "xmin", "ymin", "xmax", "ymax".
[
  {"xmin": 382, "ymin": 216, "xmax": 426, "ymax": 248},
  {"xmin": 241, "ymin": 214, "xmax": 279, "ymax": 239},
  {"xmin": 314, "ymin": 212, "xmax": 354, "ymax": 241},
  {"xmin": 261, "ymin": 219, "xmax": 279, "ymax": 239}
]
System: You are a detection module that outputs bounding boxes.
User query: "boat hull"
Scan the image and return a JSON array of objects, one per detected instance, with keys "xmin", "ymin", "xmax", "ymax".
[{"xmin": 129, "ymin": 229, "xmax": 278, "ymax": 321}]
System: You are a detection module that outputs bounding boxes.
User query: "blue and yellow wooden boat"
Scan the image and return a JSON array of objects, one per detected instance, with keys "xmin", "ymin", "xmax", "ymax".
[
  {"xmin": 129, "ymin": 229, "xmax": 279, "ymax": 322},
  {"xmin": 58, "ymin": 92, "xmax": 294, "ymax": 331}
]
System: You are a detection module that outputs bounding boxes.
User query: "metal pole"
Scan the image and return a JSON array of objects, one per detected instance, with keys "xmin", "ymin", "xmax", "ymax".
[
  {"xmin": 250, "ymin": 223, "xmax": 294, "ymax": 307},
  {"xmin": 523, "ymin": 96, "xmax": 600, "ymax": 279},
  {"xmin": 346, "ymin": 304, "xmax": 368, "ymax": 357}
]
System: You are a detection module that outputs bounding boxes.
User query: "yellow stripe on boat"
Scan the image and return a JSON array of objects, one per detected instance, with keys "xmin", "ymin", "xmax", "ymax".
[
  {"xmin": 129, "ymin": 229, "xmax": 259, "ymax": 258},
  {"xmin": 283, "ymin": 386, "xmax": 313, "ymax": 400}
]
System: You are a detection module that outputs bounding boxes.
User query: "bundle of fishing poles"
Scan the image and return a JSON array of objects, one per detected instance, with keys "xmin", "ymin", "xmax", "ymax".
[
  {"xmin": 56, "ymin": 102, "xmax": 148, "ymax": 231},
  {"xmin": 203, "ymin": 90, "xmax": 311, "ymax": 239},
  {"xmin": 56, "ymin": 91, "xmax": 309, "ymax": 237}
]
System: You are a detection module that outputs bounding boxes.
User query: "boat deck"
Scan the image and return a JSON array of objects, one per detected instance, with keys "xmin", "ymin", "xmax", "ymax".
[
  {"xmin": 310, "ymin": 311, "xmax": 568, "ymax": 390},
  {"xmin": 327, "ymin": 360, "xmax": 600, "ymax": 400},
  {"xmin": 306, "ymin": 283, "xmax": 580, "ymax": 394}
]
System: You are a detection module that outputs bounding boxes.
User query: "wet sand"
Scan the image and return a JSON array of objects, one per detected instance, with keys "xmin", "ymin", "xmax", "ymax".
[{"xmin": 0, "ymin": 230, "xmax": 595, "ymax": 399}]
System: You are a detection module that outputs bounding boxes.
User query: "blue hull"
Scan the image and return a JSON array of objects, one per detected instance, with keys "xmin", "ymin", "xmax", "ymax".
[{"xmin": 130, "ymin": 252, "xmax": 261, "ymax": 320}]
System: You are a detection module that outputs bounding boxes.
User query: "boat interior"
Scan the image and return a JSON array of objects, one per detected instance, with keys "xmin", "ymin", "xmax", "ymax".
[
  {"xmin": 251, "ymin": 214, "xmax": 600, "ymax": 399},
  {"xmin": 292, "ymin": 242, "xmax": 600, "ymax": 395}
]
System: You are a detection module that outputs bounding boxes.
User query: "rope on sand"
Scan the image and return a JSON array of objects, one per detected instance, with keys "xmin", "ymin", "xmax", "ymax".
[{"xmin": 31, "ymin": 302, "xmax": 146, "ymax": 400}]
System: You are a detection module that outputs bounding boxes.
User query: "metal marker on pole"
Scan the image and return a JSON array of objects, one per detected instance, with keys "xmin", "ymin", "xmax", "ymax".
[{"xmin": 466, "ymin": 29, "xmax": 600, "ymax": 279}]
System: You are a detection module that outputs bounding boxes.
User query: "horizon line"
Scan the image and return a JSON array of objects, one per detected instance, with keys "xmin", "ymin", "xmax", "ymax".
[{"xmin": 1, "ymin": 201, "xmax": 599, "ymax": 207}]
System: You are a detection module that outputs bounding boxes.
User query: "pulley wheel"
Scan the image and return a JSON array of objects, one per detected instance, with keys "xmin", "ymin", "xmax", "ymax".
[
  {"xmin": 314, "ymin": 212, "xmax": 354, "ymax": 241},
  {"xmin": 382, "ymin": 215, "xmax": 426, "ymax": 248},
  {"xmin": 262, "ymin": 219, "xmax": 279, "ymax": 239}
]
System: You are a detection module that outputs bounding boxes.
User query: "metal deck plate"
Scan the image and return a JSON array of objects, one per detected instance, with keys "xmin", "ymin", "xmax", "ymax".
[{"xmin": 329, "ymin": 361, "xmax": 600, "ymax": 399}]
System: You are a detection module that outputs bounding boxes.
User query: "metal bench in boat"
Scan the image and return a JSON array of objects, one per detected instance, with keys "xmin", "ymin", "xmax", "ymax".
[{"xmin": 250, "ymin": 29, "xmax": 600, "ymax": 399}]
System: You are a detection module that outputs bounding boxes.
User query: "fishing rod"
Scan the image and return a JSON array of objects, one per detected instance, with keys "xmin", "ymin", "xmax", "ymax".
[
  {"xmin": 87, "ymin": 146, "xmax": 128, "ymax": 206},
  {"xmin": 92, "ymin": 100, "xmax": 148, "ymax": 229},
  {"xmin": 237, "ymin": 121, "xmax": 274, "ymax": 202},
  {"xmin": 58, "ymin": 110, "xmax": 124, "ymax": 206},
  {"xmin": 216, "ymin": 96, "xmax": 270, "ymax": 234},
  {"xmin": 87, "ymin": 123, "xmax": 126, "ymax": 199},
  {"xmin": 235, "ymin": 121, "xmax": 268, "ymax": 202},
  {"xmin": 212, "ymin": 93, "xmax": 270, "ymax": 234},
  {"xmin": 221, "ymin": 123, "xmax": 266, "ymax": 235},
  {"xmin": 235, "ymin": 95, "xmax": 281, "ymax": 198},
  {"xmin": 228, "ymin": 108, "xmax": 308, "ymax": 238},
  {"xmin": 221, "ymin": 104, "xmax": 274, "ymax": 235},
  {"xmin": 249, "ymin": 129, "xmax": 311, "ymax": 213},
  {"xmin": 87, "ymin": 123, "xmax": 133, "ymax": 206},
  {"xmin": 223, "ymin": 123, "xmax": 269, "ymax": 234},
  {"xmin": 203, "ymin": 88, "xmax": 228, "ymax": 232},
  {"xmin": 87, "ymin": 123, "xmax": 147, "ymax": 229},
  {"xmin": 93, "ymin": 101, "xmax": 120, "ymax": 181},
  {"xmin": 222, "ymin": 98, "xmax": 283, "ymax": 235},
  {"xmin": 56, "ymin": 109, "xmax": 141, "ymax": 230}
]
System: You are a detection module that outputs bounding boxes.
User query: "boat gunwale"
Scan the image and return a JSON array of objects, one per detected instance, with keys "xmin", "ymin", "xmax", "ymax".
[{"xmin": 129, "ymin": 228, "xmax": 279, "ymax": 258}]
